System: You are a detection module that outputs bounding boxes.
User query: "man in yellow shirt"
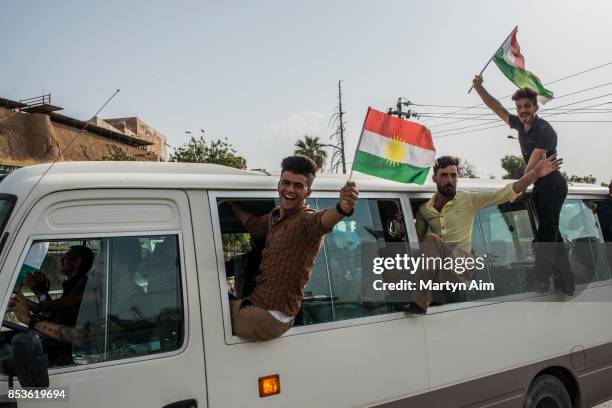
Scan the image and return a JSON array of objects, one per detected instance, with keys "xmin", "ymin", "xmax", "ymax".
[{"xmin": 408, "ymin": 155, "xmax": 561, "ymax": 314}]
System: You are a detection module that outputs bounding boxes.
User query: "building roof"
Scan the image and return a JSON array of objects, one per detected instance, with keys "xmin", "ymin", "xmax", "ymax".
[
  {"xmin": 0, "ymin": 97, "xmax": 27, "ymax": 110},
  {"xmin": 50, "ymin": 113, "xmax": 153, "ymax": 147}
]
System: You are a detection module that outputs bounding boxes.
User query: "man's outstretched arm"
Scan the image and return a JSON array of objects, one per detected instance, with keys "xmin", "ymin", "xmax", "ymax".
[
  {"xmin": 229, "ymin": 202, "xmax": 253, "ymax": 226},
  {"xmin": 320, "ymin": 181, "xmax": 359, "ymax": 230},
  {"xmin": 473, "ymin": 75, "xmax": 510, "ymax": 124},
  {"xmin": 471, "ymin": 155, "xmax": 563, "ymax": 210},
  {"xmin": 512, "ymin": 153, "xmax": 563, "ymax": 194}
]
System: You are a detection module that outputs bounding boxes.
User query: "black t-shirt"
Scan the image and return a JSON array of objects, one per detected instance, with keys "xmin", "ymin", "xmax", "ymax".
[
  {"xmin": 509, "ymin": 114, "xmax": 563, "ymax": 186},
  {"xmin": 597, "ymin": 199, "xmax": 612, "ymax": 242},
  {"xmin": 42, "ymin": 273, "xmax": 88, "ymax": 326}
]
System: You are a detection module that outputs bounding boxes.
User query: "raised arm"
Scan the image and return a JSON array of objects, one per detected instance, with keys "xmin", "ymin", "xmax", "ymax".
[
  {"xmin": 229, "ymin": 202, "xmax": 253, "ymax": 226},
  {"xmin": 473, "ymin": 75, "xmax": 510, "ymax": 124},
  {"xmin": 320, "ymin": 181, "xmax": 359, "ymax": 230},
  {"xmin": 512, "ymin": 153, "xmax": 562, "ymax": 194}
]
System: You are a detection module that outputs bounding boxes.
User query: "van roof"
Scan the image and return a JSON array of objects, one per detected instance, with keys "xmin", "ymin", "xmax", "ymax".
[{"xmin": 1, "ymin": 161, "xmax": 608, "ymax": 198}]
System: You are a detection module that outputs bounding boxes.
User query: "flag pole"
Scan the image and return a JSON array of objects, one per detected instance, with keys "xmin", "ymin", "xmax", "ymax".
[
  {"xmin": 347, "ymin": 107, "xmax": 371, "ymax": 182},
  {"xmin": 467, "ymin": 25, "xmax": 518, "ymax": 94}
]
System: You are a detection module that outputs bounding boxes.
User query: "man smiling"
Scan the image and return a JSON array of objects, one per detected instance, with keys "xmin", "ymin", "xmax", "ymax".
[
  {"xmin": 229, "ymin": 155, "xmax": 359, "ymax": 341},
  {"xmin": 473, "ymin": 76, "xmax": 574, "ymax": 295},
  {"xmin": 409, "ymin": 154, "xmax": 562, "ymax": 314}
]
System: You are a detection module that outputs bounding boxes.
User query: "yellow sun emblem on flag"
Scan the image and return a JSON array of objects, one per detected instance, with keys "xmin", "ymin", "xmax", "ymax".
[{"xmin": 384, "ymin": 136, "xmax": 407, "ymax": 166}]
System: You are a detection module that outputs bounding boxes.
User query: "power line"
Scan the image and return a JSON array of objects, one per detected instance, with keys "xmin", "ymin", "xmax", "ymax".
[
  {"xmin": 418, "ymin": 60, "xmax": 612, "ymax": 122},
  {"xmin": 421, "ymin": 115, "xmax": 612, "ymax": 122},
  {"xmin": 544, "ymin": 61, "xmax": 612, "ymax": 86},
  {"xmin": 426, "ymin": 83, "xmax": 612, "ymax": 129},
  {"xmin": 419, "ymin": 108, "xmax": 612, "ymax": 116},
  {"xmin": 433, "ymin": 100, "xmax": 611, "ymax": 139},
  {"xmin": 432, "ymin": 94, "xmax": 612, "ymax": 134}
]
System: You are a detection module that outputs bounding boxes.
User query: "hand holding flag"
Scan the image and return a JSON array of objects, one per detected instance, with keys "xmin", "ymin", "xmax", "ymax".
[{"xmin": 469, "ymin": 27, "xmax": 554, "ymax": 104}]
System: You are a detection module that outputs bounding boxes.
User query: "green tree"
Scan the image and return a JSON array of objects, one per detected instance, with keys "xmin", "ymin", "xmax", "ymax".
[
  {"xmin": 294, "ymin": 135, "xmax": 327, "ymax": 171},
  {"xmin": 563, "ymin": 173, "xmax": 597, "ymax": 184},
  {"xmin": 170, "ymin": 136, "xmax": 246, "ymax": 169},
  {"xmin": 501, "ymin": 155, "xmax": 526, "ymax": 179},
  {"xmin": 458, "ymin": 158, "xmax": 478, "ymax": 178}
]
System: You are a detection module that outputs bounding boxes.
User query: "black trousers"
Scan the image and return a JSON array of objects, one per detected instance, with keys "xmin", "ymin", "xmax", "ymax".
[{"xmin": 532, "ymin": 177, "xmax": 575, "ymax": 294}]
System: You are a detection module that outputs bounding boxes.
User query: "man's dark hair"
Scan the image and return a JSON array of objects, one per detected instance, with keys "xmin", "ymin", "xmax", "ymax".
[
  {"xmin": 511, "ymin": 87, "xmax": 538, "ymax": 105},
  {"xmin": 280, "ymin": 155, "xmax": 317, "ymax": 186},
  {"xmin": 69, "ymin": 245, "xmax": 94, "ymax": 274},
  {"xmin": 433, "ymin": 156, "xmax": 459, "ymax": 175}
]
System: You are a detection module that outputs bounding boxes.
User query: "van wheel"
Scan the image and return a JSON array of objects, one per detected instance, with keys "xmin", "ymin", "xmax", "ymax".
[{"xmin": 524, "ymin": 374, "xmax": 572, "ymax": 408}]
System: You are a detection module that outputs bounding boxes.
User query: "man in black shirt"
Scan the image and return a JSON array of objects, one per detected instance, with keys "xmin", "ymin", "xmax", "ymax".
[
  {"xmin": 10, "ymin": 245, "xmax": 94, "ymax": 365},
  {"xmin": 473, "ymin": 76, "xmax": 574, "ymax": 295},
  {"xmin": 595, "ymin": 180, "xmax": 612, "ymax": 243}
]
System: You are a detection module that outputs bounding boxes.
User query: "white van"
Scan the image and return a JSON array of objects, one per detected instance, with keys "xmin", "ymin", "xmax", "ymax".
[{"xmin": 0, "ymin": 161, "xmax": 611, "ymax": 408}]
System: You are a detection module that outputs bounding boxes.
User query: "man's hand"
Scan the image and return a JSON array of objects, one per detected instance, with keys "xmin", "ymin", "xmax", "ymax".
[
  {"xmin": 533, "ymin": 153, "xmax": 563, "ymax": 178},
  {"xmin": 472, "ymin": 75, "xmax": 483, "ymax": 89},
  {"xmin": 24, "ymin": 271, "xmax": 50, "ymax": 297},
  {"xmin": 9, "ymin": 293, "xmax": 31, "ymax": 324},
  {"xmin": 339, "ymin": 181, "xmax": 359, "ymax": 213}
]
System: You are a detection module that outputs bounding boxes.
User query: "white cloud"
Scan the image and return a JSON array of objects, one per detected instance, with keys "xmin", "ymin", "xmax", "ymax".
[{"xmin": 263, "ymin": 112, "xmax": 329, "ymax": 143}]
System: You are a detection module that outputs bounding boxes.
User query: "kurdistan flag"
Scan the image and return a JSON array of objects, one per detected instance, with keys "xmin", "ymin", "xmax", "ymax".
[
  {"xmin": 493, "ymin": 28, "xmax": 554, "ymax": 103},
  {"xmin": 352, "ymin": 108, "xmax": 436, "ymax": 184}
]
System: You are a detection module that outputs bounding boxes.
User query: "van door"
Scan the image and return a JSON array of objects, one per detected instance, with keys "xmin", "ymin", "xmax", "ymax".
[
  {"xmin": 0, "ymin": 189, "xmax": 206, "ymax": 408},
  {"xmin": 193, "ymin": 191, "xmax": 429, "ymax": 407}
]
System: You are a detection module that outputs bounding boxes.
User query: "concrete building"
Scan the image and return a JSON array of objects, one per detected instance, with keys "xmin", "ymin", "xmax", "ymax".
[
  {"xmin": 104, "ymin": 117, "xmax": 167, "ymax": 160},
  {"xmin": 0, "ymin": 95, "xmax": 167, "ymax": 172}
]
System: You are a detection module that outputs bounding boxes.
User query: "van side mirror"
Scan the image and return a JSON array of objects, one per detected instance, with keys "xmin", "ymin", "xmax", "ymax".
[{"xmin": 0, "ymin": 332, "xmax": 49, "ymax": 387}]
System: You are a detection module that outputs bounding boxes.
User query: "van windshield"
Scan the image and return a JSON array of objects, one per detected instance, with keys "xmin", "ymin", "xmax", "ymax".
[{"xmin": 0, "ymin": 195, "xmax": 16, "ymax": 236}]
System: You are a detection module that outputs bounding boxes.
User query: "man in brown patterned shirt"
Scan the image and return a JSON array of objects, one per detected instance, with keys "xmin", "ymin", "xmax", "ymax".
[{"xmin": 229, "ymin": 155, "xmax": 359, "ymax": 341}]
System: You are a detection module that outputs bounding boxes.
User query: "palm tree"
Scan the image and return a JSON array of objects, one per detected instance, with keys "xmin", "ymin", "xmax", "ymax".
[{"xmin": 294, "ymin": 135, "xmax": 327, "ymax": 171}]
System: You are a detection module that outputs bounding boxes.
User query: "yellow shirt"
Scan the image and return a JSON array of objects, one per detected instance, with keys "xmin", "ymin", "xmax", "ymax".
[{"xmin": 415, "ymin": 183, "xmax": 518, "ymax": 244}]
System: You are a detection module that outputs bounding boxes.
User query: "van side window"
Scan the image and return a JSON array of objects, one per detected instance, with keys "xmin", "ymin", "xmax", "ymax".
[
  {"xmin": 560, "ymin": 200, "xmax": 611, "ymax": 283},
  {"xmin": 218, "ymin": 197, "xmax": 408, "ymax": 327},
  {"xmin": 475, "ymin": 201, "xmax": 536, "ymax": 297},
  {"xmin": 3, "ymin": 235, "xmax": 183, "ymax": 367}
]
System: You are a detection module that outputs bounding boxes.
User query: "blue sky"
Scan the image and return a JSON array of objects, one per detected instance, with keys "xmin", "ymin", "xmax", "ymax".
[{"xmin": 2, "ymin": 0, "xmax": 611, "ymax": 183}]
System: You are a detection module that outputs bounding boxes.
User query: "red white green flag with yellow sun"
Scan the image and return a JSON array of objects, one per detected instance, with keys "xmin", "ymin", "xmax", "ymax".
[{"xmin": 352, "ymin": 107, "xmax": 436, "ymax": 184}]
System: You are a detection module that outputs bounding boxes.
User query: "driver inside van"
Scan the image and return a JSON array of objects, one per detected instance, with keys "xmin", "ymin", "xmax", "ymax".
[
  {"xmin": 228, "ymin": 155, "xmax": 359, "ymax": 341},
  {"xmin": 9, "ymin": 245, "xmax": 94, "ymax": 365}
]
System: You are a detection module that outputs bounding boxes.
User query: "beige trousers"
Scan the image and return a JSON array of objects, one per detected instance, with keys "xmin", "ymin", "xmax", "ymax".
[
  {"xmin": 230, "ymin": 299, "xmax": 293, "ymax": 341},
  {"xmin": 412, "ymin": 233, "xmax": 475, "ymax": 310}
]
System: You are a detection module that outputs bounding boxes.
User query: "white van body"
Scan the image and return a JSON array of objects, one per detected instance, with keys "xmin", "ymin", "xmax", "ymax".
[{"xmin": 0, "ymin": 162, "xmax": 610, "ymax": 408}]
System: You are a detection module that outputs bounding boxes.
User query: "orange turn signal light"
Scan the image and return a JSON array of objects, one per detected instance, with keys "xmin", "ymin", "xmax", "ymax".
[{"xmin": 259, "ymin": 374, "xmax": 281, "ymax": 397}]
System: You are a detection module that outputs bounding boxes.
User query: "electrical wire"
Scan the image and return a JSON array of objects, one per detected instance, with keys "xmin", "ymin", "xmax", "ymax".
[
  {"xmin": 433, "ymin": 100, "xmax": 611, "ymax": 139},
  {"xmin": 416, "ymin": 60, "xmax": 612, "ymax": 123},
  {"xmin": 432, "ymin": 94, "xmax": 612, "ymax": 134},
  {"xmin": 425, "ymin": 83, "xmax": 612, "ymax": 129}
]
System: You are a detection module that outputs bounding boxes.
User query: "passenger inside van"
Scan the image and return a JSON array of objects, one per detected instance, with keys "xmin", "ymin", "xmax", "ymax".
[
  {"xmin": 225, "ymin": 155, "xmax": 359, "ymax": 341},
  {"xmin": 8, "ymin": 245, "xmax": 94, "ymax": 365},
  {"xmin": 408, "ymin": 154, "xmax": 564, "ymax": 314}
]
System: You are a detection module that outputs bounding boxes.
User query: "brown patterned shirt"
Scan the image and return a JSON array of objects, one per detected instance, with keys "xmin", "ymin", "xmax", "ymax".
[{"xmin": 246, "ymin": 205, "xmax": 333, "ymax": 316}]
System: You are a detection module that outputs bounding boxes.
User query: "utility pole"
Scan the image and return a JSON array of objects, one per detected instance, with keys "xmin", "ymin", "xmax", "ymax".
[
  {"xmin": 387, "ymin": 97, "xmax": 420, "ymax": 120},
  {"xmin": 329, "ymin": 80, "xmax": 347, "ymax": 173}
]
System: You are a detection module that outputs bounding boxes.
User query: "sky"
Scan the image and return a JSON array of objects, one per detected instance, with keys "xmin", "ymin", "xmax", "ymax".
[{"xmin": 2, "ymin": 0, "xmax": 611, "ymax": 183}]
